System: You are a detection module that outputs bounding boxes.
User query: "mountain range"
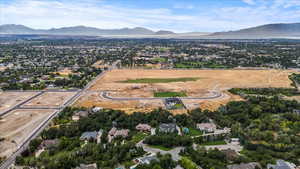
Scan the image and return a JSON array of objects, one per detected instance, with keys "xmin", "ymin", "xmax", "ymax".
[
  {"xmin": 211, "ymin": 23, "xmax": 300, "ymax": 38},
  {"xmin": 1, "ymin": 23, "xmax": 300, "ymax": 39},
  {"xmin": 0, "ymin": 24, "xmax": 175, "ymax": 36}
]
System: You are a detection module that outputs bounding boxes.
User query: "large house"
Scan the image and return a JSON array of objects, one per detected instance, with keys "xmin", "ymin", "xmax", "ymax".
[
  {"xmin": 159, "ymin": 123, "xmax": 177, "ymax": 134},
  {"xmin": 267, "ymin": 160, "xmax": 297, "ymax": 169},
  {"xmin": 197, "ymin": 123, "xmax": 217, "ymax": 133},
  {"xmin": 39, "ymin": 139, "xmax": 59, "ymax": 150},
  {"xmin": 108, "ymin": 127, "xmax": 129, "ymax": 142},
  {"xmin": 136, "ymin": 123, "xmax": 151, "ymax": 132},
  {"xmin": 80, "ymin": 130, "xmax": 103, "ymax": 143}
]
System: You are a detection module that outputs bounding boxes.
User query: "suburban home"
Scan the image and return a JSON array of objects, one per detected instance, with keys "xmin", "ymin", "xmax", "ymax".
[
  {"xmin": 108, "ymin": 127, "xmax": 129, "ymax": 142},
  {"xmin": 227, "ymin": 162, "xmax": 261, "ymax": 169},
  {"xmin": 131, "ymin": 154, "xmax": 158, "ymax": 169},
  {"xmin": 196, "ymin": 123, "xmax": 217, "ymax": 133},
  {"xmin": 92, "ymin": 107, "xmax": 103, "ymax": 113},
  {"xmin": 267, "ymin": 160, "xmax": 297, "ymax": 169},
  {"xmin": 39, "ymin": 139, "xmax": 59, "ymax": 150},
  {"xmin": 72, "ymin": 111, "xmax": 89, "ymax": 121},
  {"xmin": 80, "ymin": 130, "xmax": 103, "ymax": 143},
  {"xmin": 75, "ymin": 163, "xmax": 97, "ymax": 169},
  {"xmin": 158, "ymin": 123, "xmax": 177, "ymax": 134},
  {"xmin": 136, "ymin": 123, "xmax": 151, "ymax": 132}
]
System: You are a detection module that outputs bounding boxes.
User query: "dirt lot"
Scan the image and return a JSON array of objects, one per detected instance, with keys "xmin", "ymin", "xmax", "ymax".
[
  {"xmin": 75, "ymin": 91, "xmax": 164, "ymax": 114},
  {"xmin": 76, "ymin": 69, "xmax": 295, "ymax": 113},
  {"xmin": 0, "ymin": 92, "xmax": 39, "ymax": 113},
  {"xmin": 54, "ymin": 68, "xmax": 73, "ymax": 76},
  {"xmin": 92, "ymin": 60, "xmax": 107, "ymax": 69},
  {"xmin": 0, "ymin": 109, "xmax": 55, "ymax": 158},
  {"xmin": 22, "ymin": 92, "xmax": 77, "ymax": 107}
]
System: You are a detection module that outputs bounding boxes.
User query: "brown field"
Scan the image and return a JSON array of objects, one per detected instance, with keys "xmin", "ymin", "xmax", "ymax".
[
  {"xmin": 0, "ymin": 92, "xmax": 39, "ymax": 113},
  {"xmin": 0, "ymin": 109, "xmax": 55, "ymax": 158},
  {"xmin": 54, "ymin": 68, "xmax": 73, "ymax": 76},
  {"xmin": 75, "ymin": 91, "xmax": 164, "ymax": 114},
  {"xmin": 22, "ymin": 92, "xmax": 77, "ymax": 107},
  {"xmin": 75, "ymin": 69, "xmax": 295, "ymax": 113},
  {"xmin": 92, "ymin": 60, "xmax": 107, "ymax": 69}
]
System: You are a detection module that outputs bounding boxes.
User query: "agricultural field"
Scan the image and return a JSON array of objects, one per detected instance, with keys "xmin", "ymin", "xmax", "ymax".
[
  {"xmin": 0, "ymin": 109, "xmax": 56, "ymax": 158},
  {"xmin": 76, "ymin": 69, "xmax": 295, "ymax": 113},
  {"xmin": 0, "ymin": 92, "xmax": 40, "ymax": 114},
  {"xmin": 21, "ymin": 92, "xmax": 77, "ymax": 108}
]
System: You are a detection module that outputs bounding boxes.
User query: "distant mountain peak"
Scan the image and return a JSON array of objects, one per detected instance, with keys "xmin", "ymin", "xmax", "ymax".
[
  {"xmin": 0, "ymin": 24, "xmax": 174, "ymax": 36},
  {"xmin": 211, "ymin": 22, "xmax": 300, "ymax": 38}
]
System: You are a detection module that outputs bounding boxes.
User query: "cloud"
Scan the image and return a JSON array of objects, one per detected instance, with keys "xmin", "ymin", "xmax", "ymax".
[
  {"xmin": 0, "ymin": 0, "xmax": 300, "ymax": 32},
  {"xmin": 242, "ymin": 0, "xmax": 256, "ymax": 5}
]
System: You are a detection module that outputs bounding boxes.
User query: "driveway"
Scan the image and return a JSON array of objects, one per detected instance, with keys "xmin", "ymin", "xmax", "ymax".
[{"xmin": 136, "ymin": 140, "xmax": 184, "ymax": 161}]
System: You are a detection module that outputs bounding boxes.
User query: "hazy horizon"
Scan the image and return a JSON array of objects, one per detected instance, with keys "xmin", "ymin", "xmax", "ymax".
[{"xmin": 1, "ymin": 0, "xmax": 300, "ymax": 33}]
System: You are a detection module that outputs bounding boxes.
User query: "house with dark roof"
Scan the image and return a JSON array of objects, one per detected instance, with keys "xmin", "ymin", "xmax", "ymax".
[
  {"xmin": 80, "ymin": 130, "xmax": 103, "ymax": 143},
  {"xmin": 158, "ymin": 123, "xmax": 177, "ymax": 134}
]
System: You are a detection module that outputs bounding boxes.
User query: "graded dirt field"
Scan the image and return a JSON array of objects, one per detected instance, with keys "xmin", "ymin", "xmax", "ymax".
[
  {"xmin": 75, "ymin": 91, "xmax": 164, "ymax": 114},
  {"xmin": 0, "ymin": 92, "xmax": 39, "ymax": 114},
  {"xmin": 75, "ymin": 69, "xmax": 295, "ymax": 113},
  {"xmin": 54, "ymin": 68, "xmax": 73, "ymax": 76},
  {"xmin": 22, "ymin": 92, "xmax": 77, "ymax": 108},
  {"xmin": 0, "ymin": 109, "xmax": 55, "ymax": 158}
]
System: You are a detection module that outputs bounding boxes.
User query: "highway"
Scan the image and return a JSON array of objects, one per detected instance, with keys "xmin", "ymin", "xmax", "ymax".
[{"xmin": 0, "ymin": 70, "xmax": 108, "ymax": 169}]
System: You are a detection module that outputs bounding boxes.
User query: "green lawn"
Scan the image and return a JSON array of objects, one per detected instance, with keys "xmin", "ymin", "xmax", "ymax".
[
  {"xmin": 120, "ymin": 77, "xmax": 199, "ymax": 84},
  {"xmin": 131, "ymin": 132, "xmax": 148, "ymax": 143},
  {"xmin": 148, "ymin": 145, "xmax": 173, "ymax": 151},
  {"xmin": 187, "ymin": 128, "xmax": 203, "ymax": 136},
  {"xmin": 179, "ymin": 157, "xmax": 199, "ymax": 169},
  {"xmin": 199, "ymin": 140, "xmax": 227, "ymax": 146},
  {"xmin": 154, "ymin": 91, "xmax": 187, "ymax": 97},
  {"xmin": 153, "ymin": 57, "xmax": 167, "ymax": 62}
]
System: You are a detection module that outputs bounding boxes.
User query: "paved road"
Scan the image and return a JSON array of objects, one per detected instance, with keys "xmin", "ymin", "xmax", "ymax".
[
  {"xmin": 0, "ymin": 70, "xmax": 108, "ymax": 169},
  {"xmin": 100, "ymin": 90, "xmax": 223, "ymax": 101},
  {"xmin": 136, "ymin": 141, "xmax": 184, "ymax": 161},
  {"xmin": 0, "ymin": 91, "xmax": 44, "ymax": 116}
]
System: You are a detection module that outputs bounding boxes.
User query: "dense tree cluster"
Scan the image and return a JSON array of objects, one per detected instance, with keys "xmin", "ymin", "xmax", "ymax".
[{"xmin": 14, "ymin": 93, "xmax": 300, "ymax": 168}]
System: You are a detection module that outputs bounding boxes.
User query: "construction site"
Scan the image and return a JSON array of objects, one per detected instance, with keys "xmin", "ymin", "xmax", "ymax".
[
  {"xmin": 0, "ymin": 90, "xmax": 78, "ymax": 159},
  {"xmin": 75, "ymin": 69, "xmax": 295, "ymax": 113}
]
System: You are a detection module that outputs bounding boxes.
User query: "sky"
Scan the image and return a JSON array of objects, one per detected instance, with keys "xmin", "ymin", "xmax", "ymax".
[{"xmin": 1, "ymin": 0, "xmax": 300, "ymax": 33}]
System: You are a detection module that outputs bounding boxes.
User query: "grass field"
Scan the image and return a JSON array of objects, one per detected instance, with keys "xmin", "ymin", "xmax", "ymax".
[
  {"xmin": 121, "ymin": 77, "xmax": 200, "ymax": 83},
  {"xmin": 188, "ymin": 128, "xmax": 203, "ymax": 136},
  {"xmin": 180, "ymin": 157, "xmax": 199, "ymax": 169},
  {"xmin": 148, "ymin": 145, "xmax": 173, "ymax": 151},
  {"xmin": 131, "ymin": 132, "xmax": 148, "ymax": 143},
  {"xmin": 154, "ymin": 91, "xmax": 187, "ymax": 97}
]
